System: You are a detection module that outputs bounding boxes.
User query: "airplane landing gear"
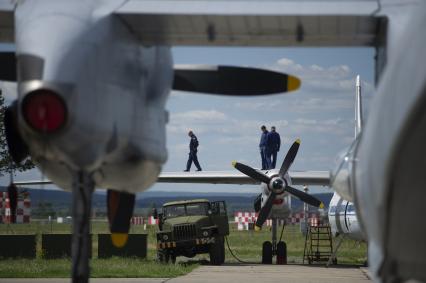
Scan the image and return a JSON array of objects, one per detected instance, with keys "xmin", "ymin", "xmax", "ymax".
[
  {"xmin": 262, "ymin": 241, "xmax": 272, "ymax": 264},
  {"xmin": 276, "ymin": 241, "xmax": 287, "ymax": 264},
  {"xmin": 261, "ymin": 218, "xmax": 287, "ymax": 265},
  {"xmin": 71, "ymin": 172, "xmax": 94, "ymax": 283}
]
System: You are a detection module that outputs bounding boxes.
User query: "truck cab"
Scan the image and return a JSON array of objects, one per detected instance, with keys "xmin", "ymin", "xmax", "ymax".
[{"xmin": 155, "ymin": 199, "xmax": 229, "ymax": 265}]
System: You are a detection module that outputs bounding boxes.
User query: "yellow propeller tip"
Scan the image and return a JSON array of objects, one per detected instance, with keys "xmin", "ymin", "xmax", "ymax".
[
  {"xmin": 287, "ymin": 76, "xmax": 301, "ymax": 92},
  {"xmin": 254, "ymin": 225, "xmax": 261, "ymax": 232},
  {"xmin": 295, "ymin": 138, "xmax": 301, "ymax": 144},
  {"xmin": 111, "ymin": 233, "xmax": 128, "ymax": 248},
  {"xmin": 231, "ymin": 161, "xmax": 237, "ymax": 167},
  {"xmin": 319, "ymin": 202, "xmax": 325, "ymax": 209}
]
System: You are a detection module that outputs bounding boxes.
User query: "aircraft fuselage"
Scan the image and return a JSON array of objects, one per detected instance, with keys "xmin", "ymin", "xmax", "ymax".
[{"xmin": 328, "ymin": 192, "xmax": 364, "ymax": 241}]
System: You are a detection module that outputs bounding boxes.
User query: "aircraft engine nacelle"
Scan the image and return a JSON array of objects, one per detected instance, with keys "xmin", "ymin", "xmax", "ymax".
[
  {"xmin": 11, "ymin": 0, "xmax": 172, "ymax": 193},
  {"xmin": 258, "ymin": 172, "xmax": 292, "ymax": 219}
]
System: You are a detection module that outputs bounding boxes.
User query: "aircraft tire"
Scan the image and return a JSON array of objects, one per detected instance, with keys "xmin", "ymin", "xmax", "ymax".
[
  {"xmin": 209, "ymin": 236, "xmax": 225, "ymax": 265},
  {"xmin": 157, "ymin": 250, "xmax": 165, "ymax": 263},
  {"xmin": 276, "ymin": 241, "xmax": 287, "ymax": 264},
  {"xmin": 164, "ymin": 252, "xmax": 170, "ymax": 263},
  {"xmin": 262, "ymin": 241, "xmax": 273, "ymax": 264},
  {"xmin": 218, "ymin": 236, "xmax": 225, "ymax": 264}
]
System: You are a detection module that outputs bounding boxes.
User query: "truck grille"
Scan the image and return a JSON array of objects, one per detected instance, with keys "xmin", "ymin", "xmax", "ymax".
[{"xmin": 173, "ymin": 224, "xmax": 196, "ymax": 241}]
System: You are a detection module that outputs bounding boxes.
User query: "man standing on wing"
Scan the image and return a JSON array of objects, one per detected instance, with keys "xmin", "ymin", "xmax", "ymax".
[
  {"xmin": 184, "ymin": 130, "xmax": 202, "ymax": 172},
  {"xmin": 267, "ymin": 126, "xmax": 281, "ymax": 169},
  {"xmin": 259, "ymin": 125, "xmax": 271, "ymax": 170}
]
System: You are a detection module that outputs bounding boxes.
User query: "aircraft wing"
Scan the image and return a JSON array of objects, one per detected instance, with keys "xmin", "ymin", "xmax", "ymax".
[
  {"xmin": 0, "ymin": 1, "xmax": 383, "ymax": 46},
  {"xmin": 114, "ymin": 0, "xmax": 382, "ymax": 47},
  {"xmin": 157, "ymin": 170, "xmax": 330, "ymax": 186},
  {"xmin": 13, "ymin": 180, "xmax": 53, "ymax": 186},
  {"xmin": 13, "ymin": 170, "xmax": 330, "ymax": 186}
]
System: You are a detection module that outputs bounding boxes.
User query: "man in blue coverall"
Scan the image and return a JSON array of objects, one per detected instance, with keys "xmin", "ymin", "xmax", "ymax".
[
  {"xmin": 184, "ymin": 130, "xmax": 202, "ymax": 172},
  {"xmin": 267, "ymin": 126, "xmax": 281, "ymax": 169},
  {"xmin": 259, "ymin": 125, "xmax": 271, "ymax": 170}
]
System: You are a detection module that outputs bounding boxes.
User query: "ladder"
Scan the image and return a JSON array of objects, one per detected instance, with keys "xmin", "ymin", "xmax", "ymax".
[{"xmin": 303, "ymin": 224, "xmax": 333, "ymax": 264}]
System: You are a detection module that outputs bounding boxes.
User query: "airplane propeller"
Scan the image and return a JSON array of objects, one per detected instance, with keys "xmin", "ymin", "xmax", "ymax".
[
  {"xmin": 0, "ymin": 53, "xmax": 301, "ymax": 96},
  {"xmin": 107, "ymin": 190, "xmax": 135, "ymax": 248},
  {"xmin": 232, "ymin": 139, "xmax": 324, "ymax": 230}
]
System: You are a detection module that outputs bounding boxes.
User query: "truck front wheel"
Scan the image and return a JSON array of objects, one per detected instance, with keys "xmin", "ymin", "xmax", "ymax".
[
  {"xmin": 157, "ymin": 249, "xmax": 166, "ymax": 263},
  {"xmin": 159, "ymin": 250, "xmax": 176, "ymax": 264},
  {"xmin": 209, "ymin": 236, "xmax": 225, "ymax": 265}
]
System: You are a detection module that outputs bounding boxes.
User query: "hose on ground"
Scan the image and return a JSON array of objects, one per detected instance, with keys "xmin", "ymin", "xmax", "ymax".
[{"xmin": 225, "ymin": 236, "xmax": 260, "ymax": 264}]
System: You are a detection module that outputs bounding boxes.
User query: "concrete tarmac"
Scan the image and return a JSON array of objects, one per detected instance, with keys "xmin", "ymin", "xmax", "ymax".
[
  {"xmin": 170, "ymin": 264, "xmax": 371, "ymax": 283},
  {"xmin": 0, "ymin": 264, "xmax": 371, "ymax": 283}
]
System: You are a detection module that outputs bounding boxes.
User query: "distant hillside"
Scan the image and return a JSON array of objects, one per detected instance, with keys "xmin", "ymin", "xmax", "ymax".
[
  {"xmin": 136, "ymin": 191, "xmax": 333, "ymax": 209},
  {"xmin": 0, "ymin": 186, "xmax": 333, "ymax": 217}
]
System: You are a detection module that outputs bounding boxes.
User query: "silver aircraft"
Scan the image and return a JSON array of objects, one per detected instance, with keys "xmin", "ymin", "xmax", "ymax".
[
  {"xmin": 2, "ymin": 0, "xmax": 426, "ymax": 282},
  {"xmin": 329, "ymin": 75, "xmax": 365, "ymax": 242},
  {"xmin": 0, "ymin": 0, "xmax": 304, "ymax": 281}
]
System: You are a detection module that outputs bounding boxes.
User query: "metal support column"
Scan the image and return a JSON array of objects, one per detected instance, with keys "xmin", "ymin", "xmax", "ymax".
[
  {"xmin": 271, "ymin": 217, "xmax": 277, "ymax": 255},
  {"xmin": 71, "ymin": 171, "xmax": 94, "ymax": 283},
  {"xmin": 301, "ymin": 185, "xmax": 309, "ymax": 236}
]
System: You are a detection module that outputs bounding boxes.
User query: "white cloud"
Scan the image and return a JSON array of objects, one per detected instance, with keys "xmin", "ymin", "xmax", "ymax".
[
  {"xmin": 277, "ymin": 58, "xmax": 294, "ymax": 66},
  {"xmin": 294, "ymin": 118, "xmax": 317, "ymax": 125},
  {"xmin": 169, "ymin": 91, "xmax": 194, "ymax": 100},
  {"xmin": 172, "ymin": 109, "xmax": 227, "ymax": 122},
  {"xmin": 168, "ymin": 109, "xmax": 229, "ymax": 134},
  {"xmin": 310, "ymin": 64, "xmax": 324, "ymax": 72},
  {"xmin": 234, "ymin": 100, "xmax": 283, "ymax": 111}
]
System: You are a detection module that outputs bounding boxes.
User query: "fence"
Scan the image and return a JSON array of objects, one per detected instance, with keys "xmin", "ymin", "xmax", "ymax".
[
  {"xmin": 0, "ymin": 192, "xmax": 31, "ymax": 224},
  {"xmin": 234, "ymin": 211, "xmax": 322, "ymax": 231}
]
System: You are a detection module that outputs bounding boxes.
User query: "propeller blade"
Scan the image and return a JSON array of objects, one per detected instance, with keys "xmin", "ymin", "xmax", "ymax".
[
  {"xmin": 255, "ymin": 192, "xmax": 276, "ymax": 229},
  {"xmin": 278, "ymin": 139, "xmax": 301, "ymax": 178},
  {"xmin": 173, "ymin": 65, "xmax": 301, "ymax": 95},
  {"xmin": 285, "ymin": 186, "xmax": 324, "ymax": 208},
  {"xmin": 107, "ymin": 190, "xmax": 135, "ymax": 248},
  {"xmin": 232, "ymin": 161, "xmax": 271, "ymax": 184},
  {"xmin": 0, "ymin": 52, "xmax": 16, "ymax": 81}
]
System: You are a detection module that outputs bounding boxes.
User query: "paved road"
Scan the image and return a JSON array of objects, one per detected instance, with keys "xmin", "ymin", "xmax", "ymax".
[{"xmin": 0, "ymin": 264, "xmax": 371, "ymax": 283}]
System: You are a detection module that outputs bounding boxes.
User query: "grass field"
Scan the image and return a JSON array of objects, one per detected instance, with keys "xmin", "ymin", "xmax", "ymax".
[{"xmin": 0, "ymin": 220, "xmax": 367, "ymax": 278}]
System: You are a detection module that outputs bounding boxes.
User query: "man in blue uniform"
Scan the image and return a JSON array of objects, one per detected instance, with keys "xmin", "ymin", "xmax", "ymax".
[
  {"xmin": 184, "ymin": 130, "xmax": 202, "ymax": 172},
  {"xmin": 259, "ymin": 125, "xmax": 271, "ymax": 170},
  {"xmin": 267, "ymin": 126, "xmax": 281, "ymax": 169}
]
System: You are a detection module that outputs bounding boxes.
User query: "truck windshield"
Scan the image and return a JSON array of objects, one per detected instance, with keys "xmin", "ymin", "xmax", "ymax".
[{"xmin": 164, "ymin": 202, "xmax": 209, "ymax": 218}]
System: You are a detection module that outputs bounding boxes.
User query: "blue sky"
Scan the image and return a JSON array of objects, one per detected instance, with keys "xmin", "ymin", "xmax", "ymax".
[{"xmin": 0, "ymin": 46, "xmax": 375, "ymax": 194}]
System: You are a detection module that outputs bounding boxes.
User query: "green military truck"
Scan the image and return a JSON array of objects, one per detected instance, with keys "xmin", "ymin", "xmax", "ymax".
[{"xmin": 153, "ymin": 199, "xmax": 229, "ymax": 265}]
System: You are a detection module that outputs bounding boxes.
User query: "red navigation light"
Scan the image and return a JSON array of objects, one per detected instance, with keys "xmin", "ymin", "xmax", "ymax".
[{"xmin": 22, "ymin": 89, "xmax": 67, "ymax": 133}]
